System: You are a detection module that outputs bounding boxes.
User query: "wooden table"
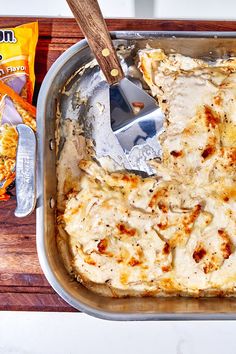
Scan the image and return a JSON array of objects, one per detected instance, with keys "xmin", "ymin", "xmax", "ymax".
[{"xmin": 1, "ymin": 17, "xmax": 236, "ymax": 312}]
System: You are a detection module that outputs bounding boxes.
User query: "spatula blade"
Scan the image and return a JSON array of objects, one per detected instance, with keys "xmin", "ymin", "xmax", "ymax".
[
  {"xmin": 115, "ymin": 115, "xmax": 164, "ymax": 175},
  {"xmin": 110, "ymin": 78, "xmax": 164, "ymax": 174}
]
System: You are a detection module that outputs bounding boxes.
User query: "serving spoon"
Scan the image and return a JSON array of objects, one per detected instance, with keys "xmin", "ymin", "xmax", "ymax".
[{"xmin": 66, "ymin": 0, "xmax": 164, "ymax": 175}]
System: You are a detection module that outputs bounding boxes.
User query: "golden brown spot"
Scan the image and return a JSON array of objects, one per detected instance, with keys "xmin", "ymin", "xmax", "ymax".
[
  {"xmin": 183, "ymin": 205, "xmax": 201, "ymax": 235},
  {"xmin": 137, "ymin": 246, "xmax": 144, "ymax": 260},
  {"xmin": 202, "ymin": 211, "xmax": 213, "ymax": 225},
  {"xmin": 139, "ymin": 57, "xmax": 151, "ymax": 82},
  {"xmin": 193, "ymin": 245, "xmax": 207, "ymax": 263},
  {"xmin": 229, "ymin": 148, "xmax": 236, "ymax": 164},
  {"xmin": 97, "ymin": 238, "xmax": 108, "ymax": 253},
  {"xmin": 84, "ymin": 256, "xmax": 96, "ymax": 266},
  {"xmin": 214, "ymin": 95, "xmax": 222, "ymax": 105},
  {"xmin": 201, "ymin": 146, "xmax": 216, "ymax": 159},
  {"xmin": 221, "ymin": 185, "xmax": 236, "ymax": 201},
  {"xmin": 116, "ymin": 248, "xmax": 130, "ymax": 264},
  {"xmin": 221, "ymin": 123, "xmax": 236, "ymax": 146},
  {"xmin": 120, "ymin": 272, "xmax": 129, "ymax": 285},
  {"xmin": 183, "ymin": 125, "xmax": 192, "ymax": 136},
  {"xmin": 157, "ymin": 201, "xmax": 168, "ymax": 213},
  {"xmin": 117, "ymin": 223, "xmax": 136, "ymax": 237},
  {"xmin": 70, "ymin": 204, "xmax": 82, "ymax": 215},
  {"xmin": 223, "ymin": 243, "xmax": 232, "ymax": 259},
  {"xmin": 121, "ymin": 174, "xmax": 139, "ymax": 188},
  {"xmin": 203, "ymin": 258, "xmax": 219, "ymax": 274},
  {"xmin": 141, "ymin": 265, "xmax": 149, "ymax": 270},
  {"xmin": 162, "ymin": 265, "xmax": 172, "ymax": 272},
  {"xmin": 170, "ymin": 205, "xmax": 201, "ymax": 247},
  {"xmin": 204, "ymin": 105, "xmax": 220, "ymax": 128},
  {"xmin": 218, "ymin": 229, "xmax": 232, "ymax": 259},
  {"xmin": 159, "ymin": 278, "xmax": 176, "ymax": 292},
  {"xmin": 128, "ymin": 257, "xmax": 141, "ymax": 267},
  {"xmin": 189, "ymin": 204, "xmax": 201, "ymax": 223},
  {"xmin": 163, "ymin": 242, "xmax": 171, "ymax": 255},
  {"xmin": 170, "ymin": 150, "xmax": 183, "ymax": 158},
  {"xmin": 148, "ymin": 188, "xmax": 168, "ymax": 209},
  {"xmin": 157, "ymin": 222, "xmax": 168, "ymax": 230},
  {"xmin": 79, "ymin": 159, "xmax": 91, "ymax": 170},
  {"xmin": 143, "ymin": 290, "xmax": 155, "ymax": 297}
]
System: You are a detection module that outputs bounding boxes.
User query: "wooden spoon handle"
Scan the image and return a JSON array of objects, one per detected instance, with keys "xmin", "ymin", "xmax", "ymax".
[{"xmin": 66, "ymin": 0, "xmax": 124, "ymax": 85}]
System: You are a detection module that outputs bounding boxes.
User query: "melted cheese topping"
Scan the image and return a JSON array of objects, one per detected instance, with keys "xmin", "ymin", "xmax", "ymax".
[{"xmin": 60, "ymin": 49, "xmax": 236, "ymax": 296}]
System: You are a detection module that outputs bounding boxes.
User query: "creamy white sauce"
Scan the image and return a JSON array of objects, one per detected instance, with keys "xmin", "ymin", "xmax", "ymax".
[{"xmin": 58, "ymin": 49, "xmax": 236, "ymax": 296}]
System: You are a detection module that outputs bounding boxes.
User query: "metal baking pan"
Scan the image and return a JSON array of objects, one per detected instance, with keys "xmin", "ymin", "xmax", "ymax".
[{"xmin": 36, "ymin": 31, "xmax": 236, "ymax": 320}]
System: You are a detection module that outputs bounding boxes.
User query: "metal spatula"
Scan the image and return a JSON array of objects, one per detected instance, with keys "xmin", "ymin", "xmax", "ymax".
[{"xmin": 66, "ymin": 0, "xmax": 164, "ymax": 175}]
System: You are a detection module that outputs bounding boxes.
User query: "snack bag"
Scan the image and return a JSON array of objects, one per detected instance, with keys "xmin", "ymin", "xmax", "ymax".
[
  {"xmin": 0, "ymin": 80, "xmax": 36, "ymax": 201},
  {"xmin": 0, "ymin": 22, "xmax": 38, "ymax": 103}
]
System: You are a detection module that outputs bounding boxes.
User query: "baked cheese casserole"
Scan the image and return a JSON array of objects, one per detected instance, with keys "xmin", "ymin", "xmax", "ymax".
[{"xmin": 57, "ymin": 49, "xmax": 236, "ymax": 297}]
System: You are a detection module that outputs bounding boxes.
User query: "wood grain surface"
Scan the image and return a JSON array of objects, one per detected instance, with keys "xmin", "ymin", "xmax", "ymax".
[{"xmin": 1, "ymin": 17, "xmax": 236, "ymax": 312}]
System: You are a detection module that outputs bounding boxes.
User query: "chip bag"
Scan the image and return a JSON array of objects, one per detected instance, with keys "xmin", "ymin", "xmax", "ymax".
[
  {"xmin": 0, "ymin": 22, "xmax": 38, "ymax": 103},
  {"xmin": 0, "ymin": 80, "xmax": 36, "ymax": 201}
]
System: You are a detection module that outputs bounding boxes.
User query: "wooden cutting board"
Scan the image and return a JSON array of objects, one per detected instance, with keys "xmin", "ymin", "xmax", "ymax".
[{"xmin": 1, "ymin": 17, "xmax": 236, "ymax": 312}]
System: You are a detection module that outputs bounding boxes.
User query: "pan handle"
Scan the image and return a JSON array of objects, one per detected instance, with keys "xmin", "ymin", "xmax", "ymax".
[
  {"xmin": 66, "ymin": 0, "xmax": 124, "ymax": 85},
  {"xmin": 14, "ymin": 124, "xmax": 36, "ymax": 217}
]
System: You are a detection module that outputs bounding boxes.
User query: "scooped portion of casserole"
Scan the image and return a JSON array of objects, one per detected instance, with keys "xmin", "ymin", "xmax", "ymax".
[{"xmin": 57, "ymin": 49, "xmax": 236, "ymax": 297}]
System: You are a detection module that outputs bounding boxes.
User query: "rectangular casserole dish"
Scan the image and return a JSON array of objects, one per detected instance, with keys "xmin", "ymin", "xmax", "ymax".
[{"xmin": 36, "ymin": 31, "xmax": 236, "ymax": 320}]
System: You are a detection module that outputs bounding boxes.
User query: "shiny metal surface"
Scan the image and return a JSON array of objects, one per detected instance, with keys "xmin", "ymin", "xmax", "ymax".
[
  {"xmin": 111, "ymin": 78, "xmax": 163, "ymax": 174},
  {"xmin": 37, "ymin": 31, "xmax": 236, "ymax": 320},
  {"xmin": 15, "ymin": 124, "xmax": 36, "ymax": 217}
]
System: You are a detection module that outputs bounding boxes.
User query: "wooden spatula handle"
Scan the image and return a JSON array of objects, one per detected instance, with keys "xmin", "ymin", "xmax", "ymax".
[{"xmin": 66, "ymin": 0, "xmax": 124, "ymax": 85}]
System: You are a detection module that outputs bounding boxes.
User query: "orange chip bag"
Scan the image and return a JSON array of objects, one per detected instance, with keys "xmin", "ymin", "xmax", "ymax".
[
  {"xmin": 0, "ymin": 80, "xmax": 36, "ymax": 201},
  {"xmin": 0, "ymin": 22, "xmax": 38, "ymax": 103}
]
